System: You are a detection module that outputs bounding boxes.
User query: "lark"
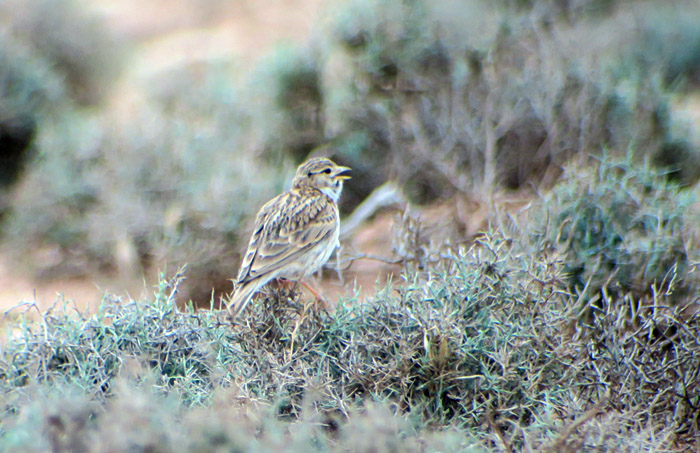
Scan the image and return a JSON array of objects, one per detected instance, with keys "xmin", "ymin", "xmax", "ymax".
[{"xmin": 228, "ymin": 157, "xmax": 351, "ymax": 318}]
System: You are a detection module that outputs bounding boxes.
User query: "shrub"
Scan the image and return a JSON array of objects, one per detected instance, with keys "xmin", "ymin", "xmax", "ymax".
[
  {"xmin": 0, "ymin": 0, "xmax": 121, "ymax": 233},
  {"xmin": 531, "ymin": 155, "xmax": 699, "ymax": 307},
  {"xmin": 0, "ymin": 33, "xmax": 69, "ymax": 212},
  {"xmin": 620, "ymin": 4, "xmax": 700, "ymax": 89},
  {"xmin": 3, "ymin": 97, "xmax": 284, "ymax": 300},
  {"xmin": 0, "ymin": 382, "xmax": 484, "ymax": 452},
  {"xmin": 309, "ymin": 0, "xmax": 697, "ymax": 205},
  {"xmin": 2, "ymin": 224, "xmax": 699, "ymax": 449},
  {"xmin": 248, "ymin": 45, "xmax": 326, "ymax": 163},
  {"xmin": 2, "ymin": 113, "xmax": 103, "ymax": 277},
  {"xmin": 1, "ymin": 0, "xmax": 123, "ymax": 105}
]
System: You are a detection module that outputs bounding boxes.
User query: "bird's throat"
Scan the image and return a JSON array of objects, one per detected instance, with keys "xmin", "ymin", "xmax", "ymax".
[{"xmin": 320, "ymin": 184, "xmax": 343, "ymax": 203}]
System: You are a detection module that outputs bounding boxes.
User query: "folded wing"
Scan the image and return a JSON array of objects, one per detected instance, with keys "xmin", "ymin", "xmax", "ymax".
[{"xmin": 236, "ymin": 188, "xmax": 336, "ymax": 285}]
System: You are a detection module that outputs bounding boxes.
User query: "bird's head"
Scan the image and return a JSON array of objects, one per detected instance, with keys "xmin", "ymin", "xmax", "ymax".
[{"xmin": 292, "ymin": 157, "xmax": 351, "ymax": 202}]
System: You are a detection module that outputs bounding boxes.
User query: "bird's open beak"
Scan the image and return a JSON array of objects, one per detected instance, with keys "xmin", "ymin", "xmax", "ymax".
[{"xmin": 335, "ymin": 166, "xmax": 352, "ymax": 180}]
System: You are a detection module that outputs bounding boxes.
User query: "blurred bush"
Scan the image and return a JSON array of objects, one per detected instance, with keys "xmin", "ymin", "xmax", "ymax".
[
  {"xmin": 249, "ymin": 45, "xmax": 325, "ymax": 162},
  {"xmin": 4, "ymin": 97, "xmax": 283, "ymax": 302},
  {"xmin": 1, "ymin": 53, "xmax": 288, "ymax": 302},
  {"xmin": 0, "ymin": 382, "xmax": 482, "ymax": 452},
  {"xmin": 0, "ymin": 33, "xmax": 69, "ymax": 213},
  {"xmin": 296, "ymin": 0, "xmax": 700, "ymax": 204},
  {"xmin": 0, "ymin": 0, "xmax": 121, "ymax": 229},
  {"xmin": 531, "ymin": 156, "xmax": 699, "ymax": 309},
  {"xmin": 1, "ymin": 0, "xmax": 123, "ymax": 106},
  {"xmin": 621, "ymin": 5, "xmax": 700, "ymax": 89},
  {"xmin": 3, "ymin": 0, "xmax": 700, "ymax": 304}
]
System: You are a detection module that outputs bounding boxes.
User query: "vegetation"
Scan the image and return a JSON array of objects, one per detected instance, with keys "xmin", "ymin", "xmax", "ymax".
[
  {"xmin": 3, "ymin": 0, "xmax": 700, "ymax": 294},
  {"xmin": 1, "ymin": 0, "xmax": 700, "ymax": 450},
  {"xmin": 2, "ymin": 183, "xmax": 699, "ymax": 449},
  {"xmin": 0, "ymin": 0, "xmax": 123, "ymax": 106},
  {"xmin": 533, "ymin": 156, "xmax": 699, "ymax": 307},
  {"xmin": 0, "ymin": 33, "xmax": 67, "ymax": 214}
]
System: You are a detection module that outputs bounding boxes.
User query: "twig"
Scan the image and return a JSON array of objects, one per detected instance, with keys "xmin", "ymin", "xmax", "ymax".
[
  {"xmin": 340, "ymin": 181, "xmax": 405, "ymax": 238},
  {"xmin": 486, "ymin": 404, "xmax": 514, "ymax": 453},
  {"xmin": 338, "ymin": 253, "xmax": 403, "ymax": 266},
  {"xmin": 542, "ymin": 398, "xmax": 607, "ymax": 452},
  {"xmin": 327, "ymin": 252, "xmax": 403, "ymax": 274}
]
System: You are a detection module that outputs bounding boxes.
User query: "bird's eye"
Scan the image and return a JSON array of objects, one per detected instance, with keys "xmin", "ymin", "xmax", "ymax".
[{"xmin": 322, "ymin": 168, "xmax": 332, "ymax": 174}]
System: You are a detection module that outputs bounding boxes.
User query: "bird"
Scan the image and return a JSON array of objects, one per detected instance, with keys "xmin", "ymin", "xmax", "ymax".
[{"xmin": 227, "ymin": 157, "xmax": 351, "ymax": 319}]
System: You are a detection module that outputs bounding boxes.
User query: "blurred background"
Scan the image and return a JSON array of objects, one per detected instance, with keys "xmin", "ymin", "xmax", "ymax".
[{"xmin": 1, "ymin": 0, "xmax": 700, "ymax": 312}]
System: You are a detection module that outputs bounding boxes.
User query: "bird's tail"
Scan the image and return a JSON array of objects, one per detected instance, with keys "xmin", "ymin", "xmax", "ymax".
[{"xmin": 227, "ymin": 279, "xmax": 264, "ymax": 319}]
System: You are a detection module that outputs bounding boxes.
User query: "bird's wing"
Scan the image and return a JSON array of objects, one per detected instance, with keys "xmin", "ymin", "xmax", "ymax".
[{"xmin": 236, "ymin": 188, "xmax": 337, "ymax": 284}]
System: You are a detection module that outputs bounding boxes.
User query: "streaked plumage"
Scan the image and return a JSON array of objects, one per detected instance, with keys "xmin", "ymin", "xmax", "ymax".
[{"xmin": 228, "ymin": 157, "xmax": 351, "ymax": 318}]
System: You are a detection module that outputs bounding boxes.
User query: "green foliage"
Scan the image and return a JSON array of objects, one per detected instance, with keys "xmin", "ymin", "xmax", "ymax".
[
  {"xmin": 255, "ymin": 45, "xmax": 325, "ymax": 161},
  {"xmin": 0, "ymin": 0, "xmax": 121, "ymax": 217},
  {"xmin": 0, "ymin": 44, "xmax": 292, "ymax": 297},
  {"xmin": 3, "ymin": 220, "xmax": 699, "ymax": 449},
  {"xmin": 0, "ymin": 34, "xmax": 67, "ymax": 121},
  {"xmin": 533, "ymin": 156, "xmax": 699, "ymax": 306},
  {"xmin": 0, "ymin": 384, "xmax": 484, "ymax": 452},
  {"xmin": 621, "ymin": 4, "xmax": 700, "ymax": 89},
  {"xmin": 3, "ymin": 114, "xmax": 100, "ymax": 270}
]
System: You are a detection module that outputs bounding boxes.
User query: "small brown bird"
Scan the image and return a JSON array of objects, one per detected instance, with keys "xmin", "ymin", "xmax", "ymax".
[{"xmin": 228, "ymin": 157, "xmax": 351, "ymax": 318}]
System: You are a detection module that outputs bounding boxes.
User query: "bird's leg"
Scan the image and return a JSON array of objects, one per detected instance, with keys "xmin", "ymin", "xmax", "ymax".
[
  {"xmin": 274, "ymin": 278, "xmax": 309, "ymax": 315},
  {"xmin": 298, "ymin": 279, "xmax": 328, "ymax": 310},
  {"xmin": 276, "ymin": 278, "xmax": 295, "ymax": 290},
  {"xmin": 275, "ymin": 278, "xmax": 328, "ymax": 311},
  {"xmin": 274, "ymin": 278, "xmax": 297, "ymax": 305}
]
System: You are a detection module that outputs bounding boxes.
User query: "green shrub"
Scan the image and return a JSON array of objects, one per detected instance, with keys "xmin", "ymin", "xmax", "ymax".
[
  {"xmin": 0, "ymin": 0, "xmax": 121, "ymax": 228},
  {"xmin": 248, "ymin": 45, "xmax": 325, "ymax": 163},
  {"xmin": 0, "ymin": 0, "xmax": 121, "ymax": 223},
  {"xmin": 620, "ymin": 4, "xmax": 700, "ymax": 89},
  {"xmin": 531, "ymin": 156, "xmax": 699, "ymax": 307},
  {"xmin": 0, "ymin": 33, "xmax": 66, "ymax": 124},
  {"xmin": 0, "ymin": 382, "xmax": 485, "ymax": 452},
  {"xmin": 3, "ymin": 226, "xmax": 699, "ymax": 449},
  {"xmin": 2, "ymin": 113, "xmax": 101, "ymax": 276},
  {"xmin": 294, "ymin": 0, "xmax": 696, "ymax": 205}
]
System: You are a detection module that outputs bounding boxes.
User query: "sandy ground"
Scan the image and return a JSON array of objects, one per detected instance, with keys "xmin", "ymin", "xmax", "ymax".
[{"xmin": 0, "ymin": 257, "xmax": 146, "ymax": 315}]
